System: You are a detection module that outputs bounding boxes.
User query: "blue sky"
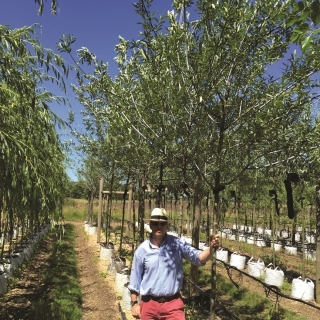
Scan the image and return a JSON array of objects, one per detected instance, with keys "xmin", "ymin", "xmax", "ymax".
[
  {"xmin": 1, "ymin": 0, "xmax": 174, "ymax": 180},
  {"xmin": 1, "ymin": 1, "xmax": 318, "ymax": 182}
]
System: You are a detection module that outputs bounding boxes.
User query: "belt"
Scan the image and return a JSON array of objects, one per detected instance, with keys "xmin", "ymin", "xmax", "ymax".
[{"xmin": 142, "ymin": 292, "xmax": 180, "ymax": 303}]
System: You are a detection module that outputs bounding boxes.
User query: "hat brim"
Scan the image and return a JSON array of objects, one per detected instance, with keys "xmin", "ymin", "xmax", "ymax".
[{"xmin": 146, "ymin": 216, "xmax": 171, "ymax": 222}]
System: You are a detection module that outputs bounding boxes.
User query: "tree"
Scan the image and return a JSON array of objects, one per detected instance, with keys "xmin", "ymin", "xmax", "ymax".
[
  {"xmin": 0, "ymin": 23, "xmax": 71, "ymax": 251},
  {"xmin": 66, "ymin": 0, "xmax": 320, "ymax": 311}
]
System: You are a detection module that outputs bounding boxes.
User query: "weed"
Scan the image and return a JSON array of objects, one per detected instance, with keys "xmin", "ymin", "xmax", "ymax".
[{"xmin": 92, "ymin": 255, "xmax": 99, "ymax": 264}]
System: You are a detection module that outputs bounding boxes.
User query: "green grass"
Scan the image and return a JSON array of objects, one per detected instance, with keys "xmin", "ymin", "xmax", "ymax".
[
  {"xmin": 183, "ymin": 262, "xmax": 309, "ymax": 320},
  {"xmin": 29, "ymin": 224, "xmax": 82, "ymax": 320}
]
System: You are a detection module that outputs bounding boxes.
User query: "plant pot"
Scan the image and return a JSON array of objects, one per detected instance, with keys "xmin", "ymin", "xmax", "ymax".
[
  {"xmin": 0, "ymin": 273, "xmax": 7, "ymax": 295},
  {"xmin": 291, "ymin": 277, "xmax": 314, "ymax": 301},
  {"xmin": 248, "ymin": 257, "xmax": 265, "ymax": 278},
  {"xmin": 115, "ymin": 268, "xmax": 130, "ymax": 294},
  {"xmin": 256, "ymin": 238, "xmax": 266, "ymax": 247},
  {"xmin": 121, "ymin": 282, "xmax": 140, "ymax": 311},
  {"xmin": 272, "ymin": 242, "xmax": 282, "ymax": 252},
  {"xmin": 247, "ymin": 236, "xmax": 255, "ymax": 244},
  {"xmin": 216, "ymin": 248, "xmax": 229, "ymax": 263},
  {"xmin": 265, "ymin": 263, "xmax": 284, "ymax": 287},
  {"xmin": 230, "ymin": 252, "xmax": 246, "ymax": 270},
  {"xmin": 284, "ymin": 245, "xmax": 297, "ymax": 255},
  {"xmin": 265, "ymin": 229, "xmax": 272, "ymax": 236},
  {"xmin": 88, "ymin": 226, "xmax": 97, "ymax": 235},
  {"xmin": 100, "ymin": 242, "xmax": 114, "ymax": 261},
  {"xmin": 305, "ymin": 250, "xmax": 316, "ymax": 261}
]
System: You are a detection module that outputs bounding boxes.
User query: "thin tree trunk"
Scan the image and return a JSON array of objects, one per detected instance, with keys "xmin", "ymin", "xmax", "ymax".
[
  {"xmin": 210, "ymin": 171, "xmax": 221, "ymax": 320},
  {"xmin": 126, "ymin": 182, "xmax": 133, "ymax": 237},
  {"xmin": 138, "ymin": 170, "xmax": 146, "ymax": 245},
  {"xmin": 190, "ymin": 167, "xmax": 201, "ymax": 295},
  {"xmin": 97, "ymin": 176, "xmax": 103, "ymax": 243},
  {"xmin": 315, "ymin": 184, "xmax": 320, "ymax": 303}
]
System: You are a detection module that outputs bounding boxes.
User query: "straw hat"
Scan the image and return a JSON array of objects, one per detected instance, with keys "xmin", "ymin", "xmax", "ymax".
[{"xmin": 148, "ymin": 208, "xmax": 169, "ymax": 221}]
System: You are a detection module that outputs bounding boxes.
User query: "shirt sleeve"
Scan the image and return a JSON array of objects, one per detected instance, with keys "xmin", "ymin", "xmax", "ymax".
[
  {"xmin": 128, "ymin": 250, "xmax": 143, "ymax": 294},
  {"xmin": 180, "ymin": 239, "xmax": 204, "ymax": 266}
]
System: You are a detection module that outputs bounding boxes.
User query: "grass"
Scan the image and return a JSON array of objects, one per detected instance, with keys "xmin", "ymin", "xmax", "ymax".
[
  {"xmin": 183, "ymin": 261, "xmax": 309, "ymax": 320},
  {"xmin": 29, "ymin": 224, "xmax": 82, "ymax": 320}
]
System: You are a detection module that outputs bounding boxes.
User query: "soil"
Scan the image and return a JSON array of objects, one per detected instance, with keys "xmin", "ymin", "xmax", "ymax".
[{"xmin": 0, "ymin": 222, "xmax": 319, "ymax": 320}]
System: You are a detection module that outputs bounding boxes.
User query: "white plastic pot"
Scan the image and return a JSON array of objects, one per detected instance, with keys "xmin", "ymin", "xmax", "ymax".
[
  {"xmin": 284, "ymin": 246, "xmax": 297, "ymax": 255},
  {"xmin": 247, "ymin": 236, "xmax": 255, "ymax": 245},
  {"xmin": 88, "ymin": 226, "xmax": 97, "ymax": 235},
  {"xmin": 272, "ymin": 242, "xmax": 282, "ymax": 252},
  {"xmin": 230, "ymin": 252, "xmax": 246, "ymax": 270},
  {"xmin": 256, "ymin": 238, "xmax": 266, "ymax": 247},
  {"xmin": 247, "ymin": 257, "xmax": 265, "ymax": 278},
  {"xmin": 265, "ymin": 229, "xmax": 272, "ymax": 236},
  {"xmin": 220, "ymin": 231, "xmax": 227, "ymax": 239},
  {"xmin": 121, "ymin": 282, "xmax": 140, "ymax": 311},
  {"xmin": 0, "ymin": 273, "xmax": 7, "ymax": 295},
  {"xmin": 264, "ymin": 263, "xmax": 284, "ymax": 287},
  {"xmin": 100, "ymin": 243, "xmax": 114, "ymax": 261},
  {"xmin": 115, "ymin": 268, "xmax": 130, "ymax": 294},
  {"xmin": 198, "ymin": 242, "xmax": 206, "ymax": 250},
  {"xmin": 257, "ymin": 227, "xmax": 263, "ymax": 234},
  {"xmin": 291, "ymin": 277, "xmax": 314, "ymax": 301},
  {"xmin": 216, "ymin": 248, "xmax": 229, "ymax": 263},
  {"xmin": 228, "ymin": 234, "xmax": 236, "ymax": 241},
  {"xmin": 305, "ymin": 250, "xmax": 316, "ymax": 261}
]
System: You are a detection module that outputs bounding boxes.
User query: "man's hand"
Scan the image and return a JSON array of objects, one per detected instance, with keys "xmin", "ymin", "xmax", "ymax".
[
  {"xmin": 210, "ymin": 234, "xmax": 221, "ymax": 248},
  {"xmin": 131, "ymin": 303, "xmax": 141, "ymax": 319}
]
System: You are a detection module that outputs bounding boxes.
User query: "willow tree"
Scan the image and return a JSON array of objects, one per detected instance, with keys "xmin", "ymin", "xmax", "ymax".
[{"xmin": 0, "ymin": 24, "xmax": 71, "ymax": 249}]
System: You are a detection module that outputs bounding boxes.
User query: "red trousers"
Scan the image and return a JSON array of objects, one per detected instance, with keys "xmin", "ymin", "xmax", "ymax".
[{"xmin": 140, "ymin": 297, "xmax": 185, "ymax": 320}]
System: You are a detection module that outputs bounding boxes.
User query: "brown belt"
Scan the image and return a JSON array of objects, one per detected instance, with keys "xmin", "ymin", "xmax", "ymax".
[{"xmin": 142, "ymin": 292, "xmax": 180, "ymax": 303}]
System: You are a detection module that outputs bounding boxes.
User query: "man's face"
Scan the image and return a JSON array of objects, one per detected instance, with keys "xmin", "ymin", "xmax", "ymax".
[{"xmin": 150, "ymin": 220, "xmax": 168, "ymax": 236}]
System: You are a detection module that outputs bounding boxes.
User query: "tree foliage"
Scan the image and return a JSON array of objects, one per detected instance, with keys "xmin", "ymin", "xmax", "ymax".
[{"xmin": 0, "ymin": 23, "xmax": 71, "ymax": 245}]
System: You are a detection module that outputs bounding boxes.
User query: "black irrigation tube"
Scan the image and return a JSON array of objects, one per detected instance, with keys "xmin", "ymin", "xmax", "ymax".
[
  {"xmin": 216, "ymin": 259, "xmax": 320, "ymax": 312},
  {"xmin": 183, "ymin": 276, "xmax": 242, "ymax": 320}
]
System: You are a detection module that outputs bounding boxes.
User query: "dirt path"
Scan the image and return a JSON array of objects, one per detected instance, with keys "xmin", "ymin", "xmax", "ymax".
[{"xmin": 74, "ymin": 221, "xmax": 135, "ymax": 320}]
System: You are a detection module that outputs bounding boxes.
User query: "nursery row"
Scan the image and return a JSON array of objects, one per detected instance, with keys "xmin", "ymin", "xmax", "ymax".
[{"xmin": 0, "ymin": 223, "xmax": 52, "ymax": 295}]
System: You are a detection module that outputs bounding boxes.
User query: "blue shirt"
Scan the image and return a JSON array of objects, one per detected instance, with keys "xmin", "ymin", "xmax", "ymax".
[{"xmin": 128, "ymin": 234, "xmax": 204, "ymax": 296}]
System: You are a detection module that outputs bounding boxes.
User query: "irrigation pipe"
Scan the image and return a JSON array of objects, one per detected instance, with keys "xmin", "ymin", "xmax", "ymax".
[{"xmin": 217, "ymin": 259, "xmax": 320, "ymax": 312}]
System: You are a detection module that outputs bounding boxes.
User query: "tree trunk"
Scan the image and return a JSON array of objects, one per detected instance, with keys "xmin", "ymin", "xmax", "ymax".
[
  {"xmin": 210, "ymin": 171, "xmax": 221, "ymax": 320},
  {"xmin": 138, "ymin": 170, "xmax": 146, "ymax": 245},
  {"xmin": 190, "ymin": 167, "xmax": 202, "ymax": 295},
  {"xmin": 315, "ymin": 184, "xmax": 320, "ymax": 303},
  {"xmin": 126, "ymin": 182, "xmax": 133, "ymax": 237},
  {"xmin": 97, "ymin": 177, "xmax": 103, "ymax": 243}
]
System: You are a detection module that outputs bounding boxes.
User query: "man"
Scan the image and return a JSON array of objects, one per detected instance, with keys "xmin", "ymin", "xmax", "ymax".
[{"xmin": 128, "ymin": 207, "xmax": 221, "ymax": 320}]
